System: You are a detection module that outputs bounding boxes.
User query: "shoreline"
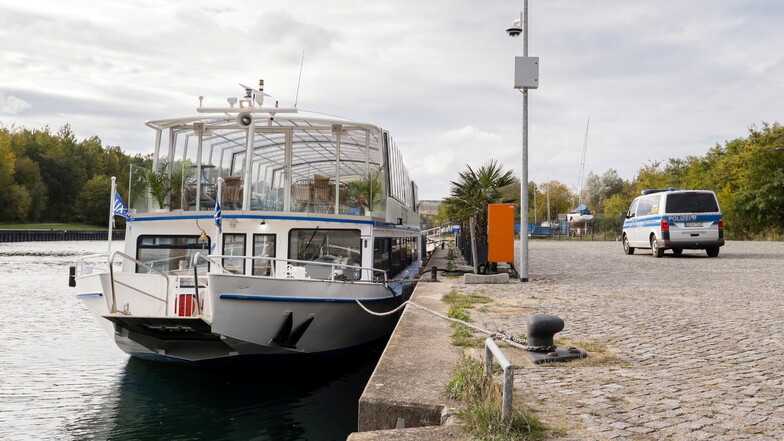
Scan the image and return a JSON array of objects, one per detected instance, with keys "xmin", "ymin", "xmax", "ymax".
[{"xmin": 0, "ymin": 229, "xmax": 125, "ymax": 242}]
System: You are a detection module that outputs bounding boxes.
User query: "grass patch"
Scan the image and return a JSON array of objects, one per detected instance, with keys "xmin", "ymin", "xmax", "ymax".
[
  {"xmin": 548, "ymin": 339, "xmax": 630, "ymax": 368},
  {"xmin": 444, "ymin": 290, "xmax": 492, "ymax": 348},
  {"xmin": 0, "ymin": 223, "xmax": 107, "ymax": 230},
  {"xmin": 447, "ymin": 304, "xmax": 470, "ymax": 321},
  {"xmin": 445, "ymin": 357, "xmax": 549, "ymax": 440},
  {"xmin": 443, "ymin": 291, "xmax": 492, "ymax": 309},
  {"xmin": 451, "ymin": 323, "xmax": 484, "ymax": 347}
]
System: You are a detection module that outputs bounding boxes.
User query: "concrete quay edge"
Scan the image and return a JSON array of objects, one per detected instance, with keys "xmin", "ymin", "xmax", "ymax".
[{"xmin": 350, "ymin": 247, "xmax": 468, "ymax": 440}]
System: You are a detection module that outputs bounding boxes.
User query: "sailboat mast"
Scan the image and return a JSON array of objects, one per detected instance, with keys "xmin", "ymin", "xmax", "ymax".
[
  {"xmin": 576, "ymin": 116, "xmax": 590, "ymax": 204},
  {"xmin": 546, "ymin": 189, "xmax": 551, "ymax": 222}
]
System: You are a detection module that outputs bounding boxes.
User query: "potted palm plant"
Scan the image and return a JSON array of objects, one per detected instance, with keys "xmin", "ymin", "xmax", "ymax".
[
  {"xmin": 142, "ymin": 162, "xmax": 172, "ymax": 210},
  {"xmin": 442, "ymin": 160, "xmax": 516, "ymax": 268},
  {"xmin": 347, "ymin": 171, "xmax": 382, "ymax": 215}
]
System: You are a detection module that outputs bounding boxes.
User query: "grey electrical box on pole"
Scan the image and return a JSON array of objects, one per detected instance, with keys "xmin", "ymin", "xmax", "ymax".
[{"xmin": 514, "ymin": 57, "xmax": 539, "ymax": 89}]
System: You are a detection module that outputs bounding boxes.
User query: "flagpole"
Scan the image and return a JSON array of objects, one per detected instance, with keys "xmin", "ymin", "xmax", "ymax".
[
  {"xmin": 214, "ymin": 177, "xmax": 224, "ymax": 255},
  {"xmin": 109, "ymin": 176, "xmax": 116, "ymax": 255}
]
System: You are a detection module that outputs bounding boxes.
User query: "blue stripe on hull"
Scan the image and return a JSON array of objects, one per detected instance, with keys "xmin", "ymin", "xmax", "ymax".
[
  {"xmin": 218, "ymin": 294, "xmax": 395, "ymax": 303},
  {"xmin": 76, "ymin": 292, "xmax": 103, "ymax": 298}
]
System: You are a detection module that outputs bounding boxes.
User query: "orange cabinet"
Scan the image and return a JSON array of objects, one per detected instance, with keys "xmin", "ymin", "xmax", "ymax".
[{"xmin": 488, "ymin": 204, "xmax": 516, "ymax": 262}]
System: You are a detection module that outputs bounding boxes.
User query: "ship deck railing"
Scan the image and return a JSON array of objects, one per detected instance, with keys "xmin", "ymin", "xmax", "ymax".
[{"xmin": 193, "ymin": 252, "xmax": 389, "ymax": 284}]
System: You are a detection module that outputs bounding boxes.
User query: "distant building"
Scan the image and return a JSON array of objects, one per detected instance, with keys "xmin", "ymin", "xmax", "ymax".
[{"xmin": 418, "ymin": 200, "xmax": 441, "ymax": 215}]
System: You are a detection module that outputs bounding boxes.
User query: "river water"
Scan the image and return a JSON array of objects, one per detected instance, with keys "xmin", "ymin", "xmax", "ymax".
[{"xmin": 0, "ymin": 241, "xmax": 379, "ymax": 441}]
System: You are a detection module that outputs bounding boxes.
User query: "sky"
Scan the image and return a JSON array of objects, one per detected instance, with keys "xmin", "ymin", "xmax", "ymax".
[{"xmin": 1, "ymin": 0, "xmax": 783, "ymax": 201}]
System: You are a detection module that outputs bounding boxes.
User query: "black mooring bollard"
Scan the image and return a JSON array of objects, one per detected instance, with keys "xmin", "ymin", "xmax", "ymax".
[
  {"xmin": 526, "ymin": 314, "xmax": 564, "ymax": 349},
  {"xmin": 431, "ymin": 266, "xmax": 438, "ymax": 281},
  {"xmin": 68, "ymin": 266, "xmax": 77, "ymax": 287},
  {"xmin": 524, "ymin": 313, "xmax": 587, "ymax": 364}
]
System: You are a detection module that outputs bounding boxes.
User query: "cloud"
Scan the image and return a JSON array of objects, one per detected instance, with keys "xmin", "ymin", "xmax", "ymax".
[
  {"xmin": 0, "ymin": 92, "xmax": 31, "ymax": 114},
  {"xmin": 410, "ymin": 125, "xmax": 505, "ymax": 199},
  {"xmin": 1, "ymin": 0, "xmax": 783, "ymax": 202}
]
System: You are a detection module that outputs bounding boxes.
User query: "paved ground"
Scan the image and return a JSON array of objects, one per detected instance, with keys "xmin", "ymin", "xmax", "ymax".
[{"xmin": 459, "ymin": 240, "xmax": 784, "ymax": 440}]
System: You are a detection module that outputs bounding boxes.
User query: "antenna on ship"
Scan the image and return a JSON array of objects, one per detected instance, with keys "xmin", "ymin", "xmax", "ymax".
[
  {"xmin": 294, "ymin": 50, "xmax": 305, "ymax": 108},
  {"xmin": 238, "ymin": 80, "xmax": 270, "ymax": 107}
]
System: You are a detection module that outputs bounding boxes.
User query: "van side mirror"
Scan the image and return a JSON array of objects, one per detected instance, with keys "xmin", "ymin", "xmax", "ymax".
[{"xmin": 620, "ymin": 212, "xmax": 628, "ymax": 219}]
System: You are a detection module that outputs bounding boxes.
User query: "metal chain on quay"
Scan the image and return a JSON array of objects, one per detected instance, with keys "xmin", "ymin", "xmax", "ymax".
[{"xmin": 349, "ymin": 285, "xmax": 556, "ymax": 353}]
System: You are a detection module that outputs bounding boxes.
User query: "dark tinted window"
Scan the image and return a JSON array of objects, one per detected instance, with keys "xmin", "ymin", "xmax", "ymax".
[
  {"xmin": 136, "ymin": 235, "xmax": 208, "ymax": 274},
  {"xmin": 288, "ymin": 229, "xmax": 360, "ymax": 280},
  {"xmin": 253, "ymin": 234, "xmax": 276, "ymax": 276},
  {"xmin": 222, "ymin": 233, "xmax": 247, "ymax": 274},
  {"xmin": 666, "ymin": 193, "xmax": 719, "ymax": 213},
  {"xmin": 374, "ymin": 238, "xmax": 391, "ymax": 278}
]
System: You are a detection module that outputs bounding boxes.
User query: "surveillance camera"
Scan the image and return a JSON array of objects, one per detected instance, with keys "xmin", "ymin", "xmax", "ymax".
[{"xmin": 506, "ymin": 25, "xmax": 522, "ymax": 37}]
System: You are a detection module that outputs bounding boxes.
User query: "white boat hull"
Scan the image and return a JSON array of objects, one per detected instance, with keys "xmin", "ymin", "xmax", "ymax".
[
  {"xmin": 208, "ymin": 274, "xmax": 403, "ymax": 355},
  {"xmin": 77, "ymin": 272, "xmax": 408, "ymax": 365},
  {"xmin": 568, "ymin": 213, "xmax": 594, "ymax": 226}
]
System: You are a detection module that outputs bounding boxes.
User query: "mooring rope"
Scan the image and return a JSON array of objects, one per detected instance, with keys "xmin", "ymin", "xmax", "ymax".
[{"xmin": 351, "ymin": 294, "xmax": 555, "ymax": 352}]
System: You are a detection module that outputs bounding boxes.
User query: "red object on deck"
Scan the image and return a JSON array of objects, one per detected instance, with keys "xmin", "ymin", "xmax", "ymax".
[{"xmin": 176, "ymin": 294, "xmax": 196, "ymax": 317}]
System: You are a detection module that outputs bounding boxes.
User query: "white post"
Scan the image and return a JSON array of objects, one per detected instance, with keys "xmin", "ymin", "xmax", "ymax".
[
  {"xmin": 108, "ymin": 176, "xmax": 116, "ymax": 255},
  {"xmin": 520, "ymin": 1, "xmax": 530, "ymax": 282},
  {"xmin": 243, "ymin": 122, "xmax": 255, "ymax": 210}
]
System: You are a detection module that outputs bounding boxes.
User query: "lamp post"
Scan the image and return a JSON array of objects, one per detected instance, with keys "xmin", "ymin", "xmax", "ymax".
[{"xmin": 507, "ymin": 1, "xmax": 538, "ymax": 282}]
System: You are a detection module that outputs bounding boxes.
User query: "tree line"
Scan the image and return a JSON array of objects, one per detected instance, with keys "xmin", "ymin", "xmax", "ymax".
[
  {"xmin": 436, "ymin": 122, "xmax": 784, "ymax": 240},
  {"xmin": 3, "ymin": 121, "xmax": 782, "ymax": 239},
  {"xmin": 0, "ymin": 125, "xmax": 145, "ymax": 226}
]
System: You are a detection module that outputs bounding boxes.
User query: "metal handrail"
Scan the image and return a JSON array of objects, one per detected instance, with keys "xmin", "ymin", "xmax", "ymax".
[
  {"xmin": 485, "ymin": 338, "xmax": 514, "ymax": 423},
  {"xmin": 206, "ymin": 254, "xmax": 388, "ymax": 282},
  {"xmin": 108, "ymin": 251, "xmax": 171, "ymax": 314},
  {"xmin": 191, "ymin": 252, "xmax": 232, "ymax": 316},
  {"xmin": 75, "ymin": 253, "xmax": 111, "ymax": 277}
]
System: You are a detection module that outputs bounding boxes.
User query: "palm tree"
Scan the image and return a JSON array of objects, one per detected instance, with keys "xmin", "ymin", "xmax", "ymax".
[{"xmin": 443, "ymin": 159, "xmax": 516, "ymax": 246}]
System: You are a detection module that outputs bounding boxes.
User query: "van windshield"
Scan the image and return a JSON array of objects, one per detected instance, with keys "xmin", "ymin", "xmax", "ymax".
[{"xmin": 665, "ymin": 193, "xmax": 719, "ymax": 213}]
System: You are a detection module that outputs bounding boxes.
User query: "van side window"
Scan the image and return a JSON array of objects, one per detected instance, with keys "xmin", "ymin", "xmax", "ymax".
[
  {"xmin": 637, "ymin": 195, "xmax": 660, "ymax": 217},
  {"xmin": 637, "ymin": 200, "xmax": 652, "ymax": 216},
  {"xmin": 628, "ymin": 200, "xmax": 638, "ymax": 218}
]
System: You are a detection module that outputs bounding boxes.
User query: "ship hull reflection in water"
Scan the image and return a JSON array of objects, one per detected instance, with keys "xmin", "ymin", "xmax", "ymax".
[{"xmin": 100, "ymin": 352, "xmax": 380, "ymax": 441}]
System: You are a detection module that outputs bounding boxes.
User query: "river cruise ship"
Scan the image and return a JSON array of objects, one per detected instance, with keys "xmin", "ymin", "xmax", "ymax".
[{"xmin": 72, "ymin": 82, "xmax": 421, "ymax": 365}]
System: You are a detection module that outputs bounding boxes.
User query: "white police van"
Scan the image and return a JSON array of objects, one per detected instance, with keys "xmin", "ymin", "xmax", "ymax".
[{"xmin": 622, "ymin": 188, "xmax": 724, "ymax": 257}]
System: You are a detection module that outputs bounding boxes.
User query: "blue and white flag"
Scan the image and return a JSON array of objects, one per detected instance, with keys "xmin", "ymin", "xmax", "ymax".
[
  {"xmin": 113, "ymin": 191, "xmax": 133, "ymax": 219},
  {"xmin": 211, "ymin": 198, "xmax": 222, "ymax": 252},
  {"xmin": 113, "ymin": 191, "xmax": 134, "ymax": 231}
]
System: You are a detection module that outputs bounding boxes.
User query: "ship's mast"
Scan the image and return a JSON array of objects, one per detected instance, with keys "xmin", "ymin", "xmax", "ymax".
[{"xmin": 576, "ymin": 116, "xmax": 589, "ymax": 205}]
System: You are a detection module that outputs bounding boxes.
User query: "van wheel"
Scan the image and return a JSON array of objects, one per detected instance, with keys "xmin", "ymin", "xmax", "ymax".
[
  {"xmin": 651, "ymin": 236, "xmax": 664, "ymax": 258},
  {"xmin": 706, "ymin": 247, "xmax": 720, "ymax": 257},
  {"xmin": 623, "ymin": 234, "xmax": 635, "ymax": 255},
  {"xmin": 672, "ymin": 248, "xmax": 683, "ymax": 256}
]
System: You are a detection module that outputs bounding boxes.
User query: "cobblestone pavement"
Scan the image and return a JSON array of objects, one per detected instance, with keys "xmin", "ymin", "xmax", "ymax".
[{"xmin": 460, "ymin": 240, "xmax": 784, "ymax": 440}]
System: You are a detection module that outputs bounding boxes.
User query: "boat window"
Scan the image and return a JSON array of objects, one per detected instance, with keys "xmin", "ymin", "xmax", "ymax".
[
  {"xmin": 222, "ymin": 234, "xmax": 246, "ymax": 274},
  {"xmin": 374, "ymin": 238, "xmax": 391, "ymax": 279},
  {"xmin": 288, "ymin": 229, "xmax": 361, "ymax": 280},
  {"xmin": 390, "ymin": 238, "xmax": 402, "ymax": 276},
  {"xmin": 253, "ymin": 234, "xmax": 276, "ymax": 276},
  {"xmin": 384, "ymin": 132, "xmax": 412, "ymax": 207},
  {"xmin": 136, "ymin": 235, "xmax": 210, "ymax": 275}
]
